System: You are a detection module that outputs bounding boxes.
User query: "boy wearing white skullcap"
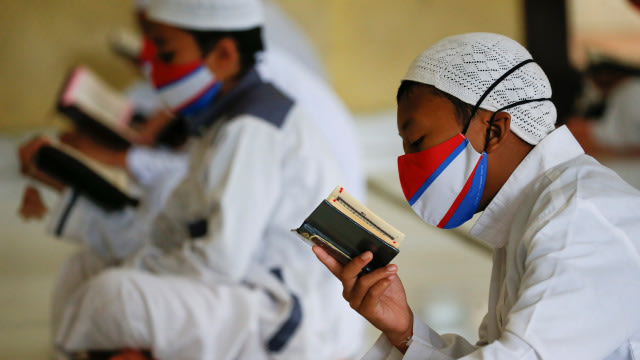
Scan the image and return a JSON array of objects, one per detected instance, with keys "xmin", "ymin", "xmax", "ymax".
[
  {"xmin": 45, "ymin": 0, "xmax": 364, "ymax": 359},
  {"xmin": 315, "ymin": 32, "xmax": 640, "ymax": 359}
]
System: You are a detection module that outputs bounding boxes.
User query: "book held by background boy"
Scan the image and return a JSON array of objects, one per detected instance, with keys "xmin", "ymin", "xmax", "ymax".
[
  {"xmin": 56, "ymin": 65, "xmax": 188, "ymax": 149},
  {"xmin": 34, "ymin": 139, "xmax": 139, "ymax": 211}
]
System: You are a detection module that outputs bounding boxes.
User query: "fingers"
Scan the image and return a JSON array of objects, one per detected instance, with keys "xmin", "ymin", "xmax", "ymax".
[
  {"xmin": 135, "ymin": 110, "xmax": 175, "ymax": 145},
  {"xmin": 312, "ymin": 246, "xmax": 397, "ymax": 298},
  {"xmin": 347, "ymin": 264, "xmax": 397, "ymax": 310},
  {"xmin": 312, "ymin": 245, "xmax": 343, "ymax": 278},
  {"xmin": 58, "ymin": 130, "xmax": 79, "ymax": 145},
  {"xmin": 358, "ymin": 272, "xmax": 397, "ymax": 313},
  {"xmin": 342, "ymin": 251, "xmax": 374, "ymax": 279},
  {"xmin": 18, "ymin": 137, "xmax": 50, "ymax": 175}
]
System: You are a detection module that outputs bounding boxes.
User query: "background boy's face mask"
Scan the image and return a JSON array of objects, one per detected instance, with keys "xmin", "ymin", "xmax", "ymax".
[
  {"xmin": 141, "ymin": 38, "xmax": 222, "ymax": 117},
  {"xmin": 149, "ymin": 59, "xmax": 222, "ymax": 117},
  {"xmin": 398, "ymin": 134, "xmax": 487, "ymax": 229}
]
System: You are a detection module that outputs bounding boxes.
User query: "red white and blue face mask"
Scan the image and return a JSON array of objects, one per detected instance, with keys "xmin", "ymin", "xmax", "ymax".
[
  {"xmin": 139, "ymin": 37, "xmax": 222, "ymax": 117},
  {"xmin": 148, "ymin": 59, "xmax": 222, "ymax": 117},
  {"xmin": 398, "ymin": 134, "xmax": 487, "ymax": 229},
  {"xmin": 397, "ymin": 59, "xmax": 551, "ymax": 229}
]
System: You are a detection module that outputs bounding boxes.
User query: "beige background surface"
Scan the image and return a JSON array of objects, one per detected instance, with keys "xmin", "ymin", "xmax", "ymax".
[
  {"xmin": 3, "ymin": 0, "xmax": 639, "ymax": 130},
  {"xmin": 0, "ymin": 0, "xmax": 523, "ymax": 133}
]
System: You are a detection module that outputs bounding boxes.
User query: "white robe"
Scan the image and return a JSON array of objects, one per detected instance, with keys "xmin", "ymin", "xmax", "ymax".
[
  {"xmin": 363, "ymin": 126, "xmax": 640, "ymax": 359},
  {"xmin": 49, "ymin": 72, "xmax": 364, "ymax": 360},
  {"xmin": 123, "ymin": 48, "xmax": 365, "ymax": 223}
]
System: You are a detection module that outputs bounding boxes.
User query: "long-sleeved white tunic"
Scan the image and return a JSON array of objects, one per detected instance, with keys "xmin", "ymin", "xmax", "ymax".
[
  {"xmin": 363, "ymin": 126, "xmax": 640, "ymax": 360},
  {"xmin": 49, "ymin": 69, "xmax": 363, "ymax": 360}
]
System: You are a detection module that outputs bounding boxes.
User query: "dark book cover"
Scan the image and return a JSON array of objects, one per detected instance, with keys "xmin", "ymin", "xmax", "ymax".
[
  {"xmin": 34, "ymin": 145, "xmax": 139, "ymax": 211},
  {"xmin": 294, "ymin": 200, "xmax": 400, "ymax": 273}
]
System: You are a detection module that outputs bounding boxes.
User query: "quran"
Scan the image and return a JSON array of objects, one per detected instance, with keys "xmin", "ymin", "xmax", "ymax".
[
  {"xmin": 56, "ymin": 65, "xmax": 187, "ymax": 149},
  {"xmin": 57, "ymin": 66, "xmax": 140, "ymax": 148},
  {"xmin": 34, "ymin": 141, "xmax": 139, "ymax": 211},
  {"xmin": 294, "ymin": 186, "xmax": 405, "ymax": 273}
]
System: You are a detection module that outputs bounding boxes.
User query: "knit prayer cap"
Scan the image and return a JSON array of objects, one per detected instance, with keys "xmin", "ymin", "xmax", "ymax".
[
  {"xmin": 147, "ymin": 0, "xmax": 264, "ymax": 31},
  {"xmin": 404, "ymin": 32, "xmax": 557, "ymax": 145}
]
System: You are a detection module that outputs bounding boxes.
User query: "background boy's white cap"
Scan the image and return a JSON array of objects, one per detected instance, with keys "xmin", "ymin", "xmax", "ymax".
[
  {"xmin": 133, "ymin": 0, "xmax": 151, "ymax": 10},
  {"xmin": 404, "ymin": 32, "xmax": 557, "ymax": 145},
  {"xmin": 147, "ymin": 0, "xmax": 264, "ymax": 31}
]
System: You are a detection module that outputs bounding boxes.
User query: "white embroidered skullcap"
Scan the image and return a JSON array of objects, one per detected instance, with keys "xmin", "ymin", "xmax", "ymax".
[
  {"xmin": 133, "ymin": 0, "xmax": 151, "ymax": 9},
  {"xmin": 404, "ymin": 32, "xmax": 557, "ymax": 145},
  {"xmin": 147, "ymin": 0, "xmax": 264, "ymax": 31}
]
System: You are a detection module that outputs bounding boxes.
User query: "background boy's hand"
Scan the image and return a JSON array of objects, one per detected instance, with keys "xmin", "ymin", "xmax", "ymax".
[
  {"xmin": 312, "ymin": 246, "xmax": 414, "ymax": 353},
  {"xmin": 134, "ymin": 110, "xmax": 175, "ymax": 146},
  {"xmin": 17, "ymin": 136, "xmax": 65, "ymax": 192}
]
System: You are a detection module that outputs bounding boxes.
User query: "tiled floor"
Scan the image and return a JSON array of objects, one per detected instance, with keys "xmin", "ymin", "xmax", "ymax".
[{"xmin": 0, "ymin": 131, "xmax": 493, "ymax": 359}]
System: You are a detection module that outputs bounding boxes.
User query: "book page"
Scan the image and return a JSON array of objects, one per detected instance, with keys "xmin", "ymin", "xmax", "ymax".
[
  {"xmin": 326, "ymin": 186, "xmax": 405, "ymax": 248},
  {"xmin": 61, "ymin": 66, "xmax": 137, "ymax": 139}
]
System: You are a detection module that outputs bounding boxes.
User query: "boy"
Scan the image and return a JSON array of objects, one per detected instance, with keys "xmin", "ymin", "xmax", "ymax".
[
  {"xmin": 315, "ymin": 32, "xmax": 640, "ymax": 359},
  {"xmin": 23, "ymin": 0, "xmax": 363, "ymax": 358}
]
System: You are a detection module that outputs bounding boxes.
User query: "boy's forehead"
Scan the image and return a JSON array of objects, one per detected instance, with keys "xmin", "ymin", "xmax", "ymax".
[{"xmin": 397, "ymin": 88, "xmax": 459, "ymax": 132}]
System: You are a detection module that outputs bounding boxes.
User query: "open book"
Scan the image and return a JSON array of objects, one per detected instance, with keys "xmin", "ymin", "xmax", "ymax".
[
  {"xmin": 57, "ymin": 66, "xmax": 141, "ymax": 148},
  {"xmin": 293, "ymin": 186, "xmax": 405, "ymax": 273},
  {"xmin": 57, "ymin": 65, "xmax": 188, "ymax": 149},
  {"xmin": 34, "ymin": 141, "xmax": 139, "ymax": 211}
]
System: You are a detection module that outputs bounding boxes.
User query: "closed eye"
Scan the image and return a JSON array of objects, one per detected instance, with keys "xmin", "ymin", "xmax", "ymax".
[
  {"xmin": 158, "ymin": 52, "xmax": 175, "ymax": 64},
  {"xmin": 410, "ymin": 136, "xmax": 425, "ymax": 149}
]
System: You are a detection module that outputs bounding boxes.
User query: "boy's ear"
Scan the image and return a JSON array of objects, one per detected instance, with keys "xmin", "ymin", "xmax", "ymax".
[
  {"xmin": 485, "ymin": 111, "xmax": 510, "ymax": 153},
  {"xmin": 203, "ymin": 37, "xmax": 240, "ymax": 78}
]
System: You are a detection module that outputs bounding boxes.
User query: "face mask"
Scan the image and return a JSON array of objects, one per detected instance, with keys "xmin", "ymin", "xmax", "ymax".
[
  {"xmin": 148, "ymin": 56, "xmax": 222, "ymax": 117},
  {"xmin": 397, "ymin": 59, "xmax": 551, "ymax": 229},
  {"xmin": 137, "ymin": 36, "xmax": 156, "ymax": 68},
  {"xmin": 398, "ymin": 134, "xmax": 487, "ymax": 229}
]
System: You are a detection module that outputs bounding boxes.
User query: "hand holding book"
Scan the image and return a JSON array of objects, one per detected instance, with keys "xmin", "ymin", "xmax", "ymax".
[
  {"xmin": 18, "ymin": 136, "xmax": 65, "ymax": 192},
  {"xmin": 56, "ymin": 65, "xmax": 188, "ymax": 149},
  {"xmin": 18, "ymin": 134, "xmax": 139, "ymax": 211},
  {"xmin": 302, "ymin": 187, "xmax": 414, "ymax": 354}
]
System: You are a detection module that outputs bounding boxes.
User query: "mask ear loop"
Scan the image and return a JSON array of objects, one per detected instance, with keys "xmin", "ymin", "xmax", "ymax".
[
  {"xmin": 483, "ymin": 97, "xmax": 552, "ymax": 152},
  {"xmin": 462, "ymin": 59, "xmax": 535, "ymax": 136}
]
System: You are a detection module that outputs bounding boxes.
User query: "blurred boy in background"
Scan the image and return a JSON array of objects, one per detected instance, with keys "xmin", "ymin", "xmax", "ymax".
[
  {"xmin": 19, "ymin": 0, "xmax": 364, "ymax": 358},
  {"xmin": 567, "ymin": 53, "xmax": 640, "ymax": 189}
]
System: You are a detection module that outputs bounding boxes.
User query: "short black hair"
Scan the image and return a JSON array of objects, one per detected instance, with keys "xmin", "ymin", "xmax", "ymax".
[
  {"xmin": 186, "ymin": 27, "xmax": 264, "ymax": 79},
  {"xmin": 396, "ymin": 80, "xmax": 475, "ymax": 127}
]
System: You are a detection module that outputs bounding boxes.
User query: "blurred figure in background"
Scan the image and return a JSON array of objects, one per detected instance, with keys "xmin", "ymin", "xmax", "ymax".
[
  {"xmin": 104, "ymin": 0, "xmax": 365, "ymax": 215},
  {"xmin": 19, "ymin": 0, "xmax": 365, "ymax": 359},
  {"xmin": 567, "ymin": 53, "xmax": 640, "ymax": 189}
]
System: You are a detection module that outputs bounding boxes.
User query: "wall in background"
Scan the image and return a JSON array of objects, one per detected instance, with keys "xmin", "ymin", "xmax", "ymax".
[
  {"xmin": 277, "ymin": 0, "xmax": 523, "ymax": 113},
  {"xmin": 0, "ymin": 1, "xmax": 138, "ymax": 132},
  {"xmin": 0, "ymin": 0, "xmax": 523, "ymax": 132},
  {"xmin": 568, "ymin": 0, "xmax": 640, "ymax": 67}
]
